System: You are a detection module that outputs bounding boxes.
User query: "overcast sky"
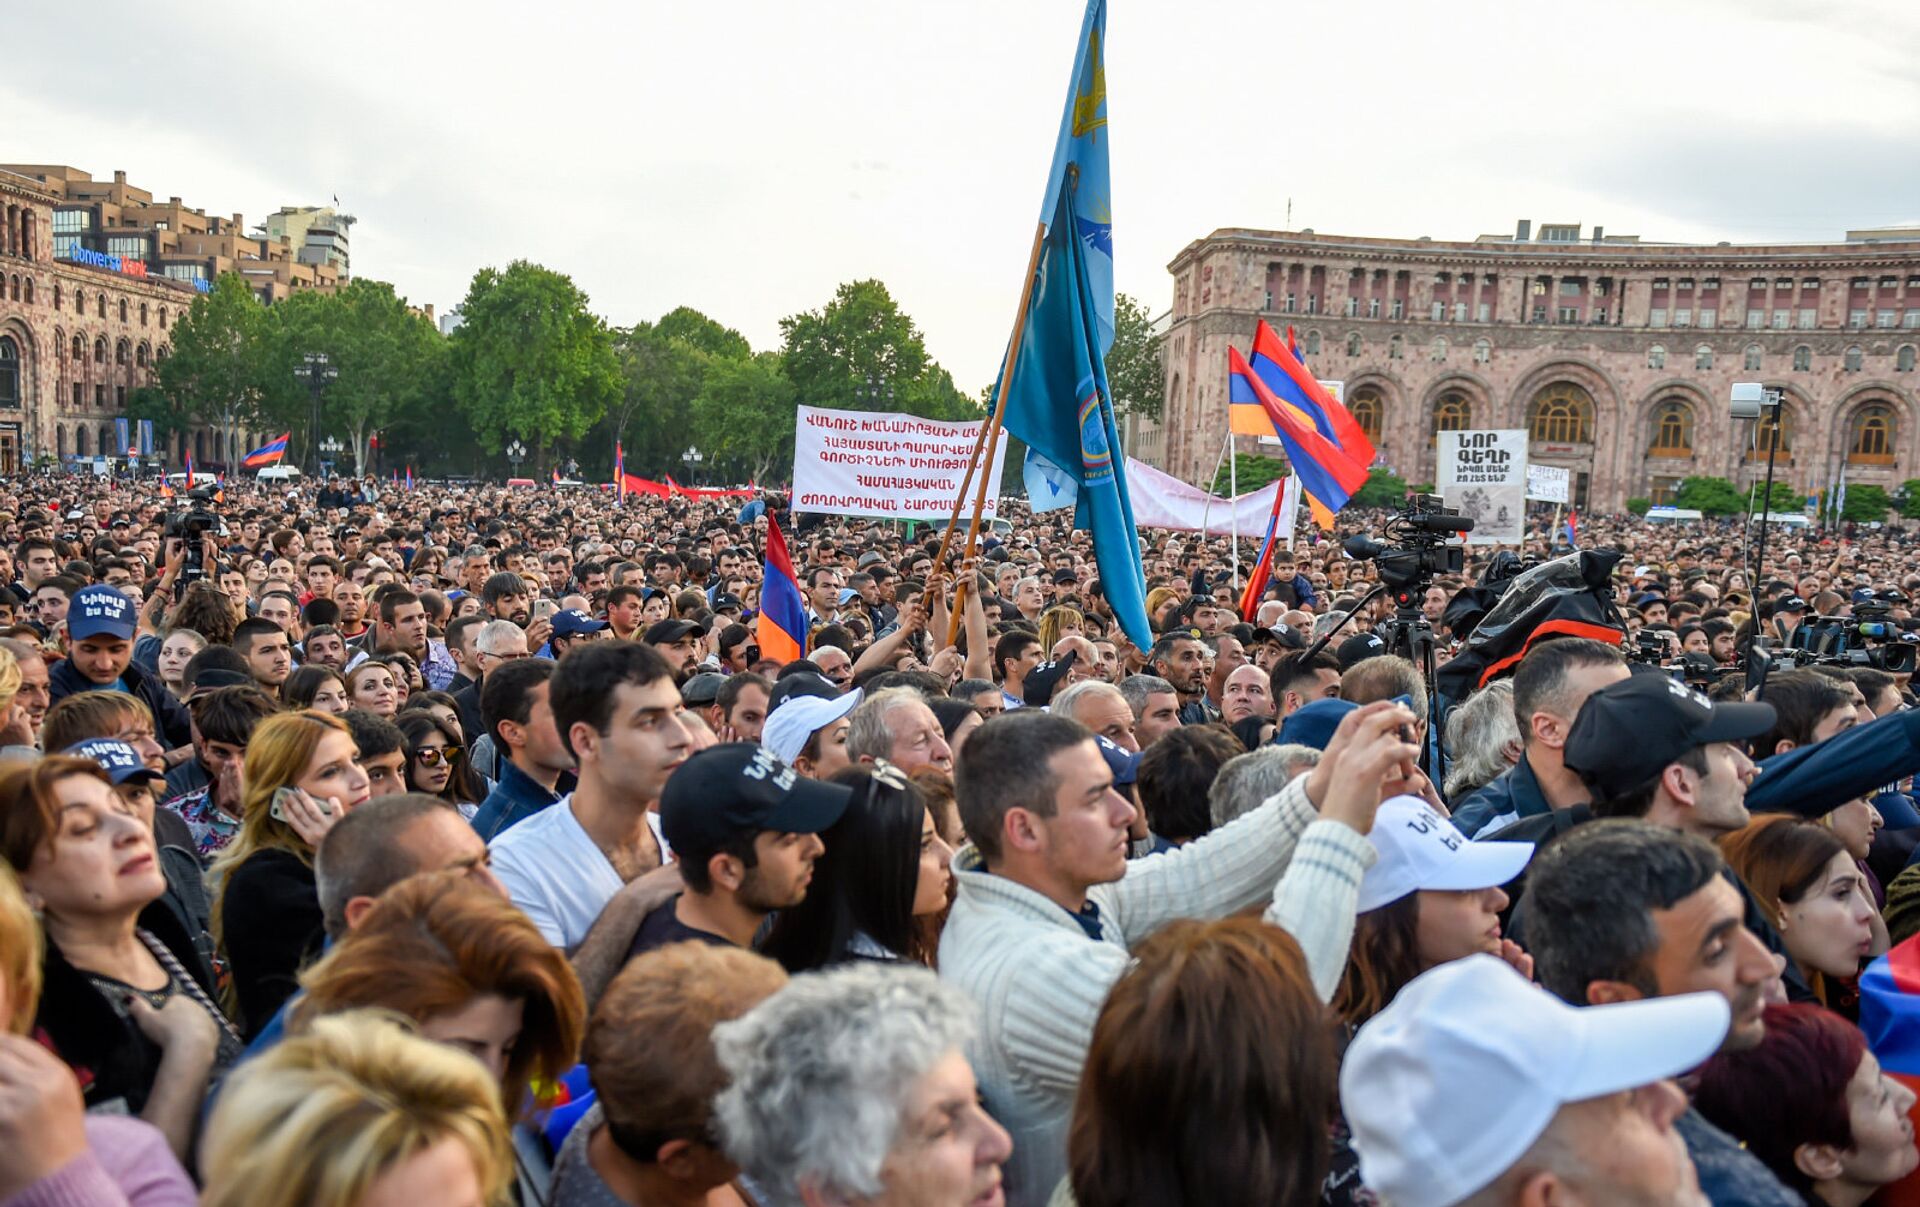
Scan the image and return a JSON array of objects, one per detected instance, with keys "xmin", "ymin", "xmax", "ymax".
[{"xmin": 8, "ymin": 0, "xmax": 1918, "ymax": 391}]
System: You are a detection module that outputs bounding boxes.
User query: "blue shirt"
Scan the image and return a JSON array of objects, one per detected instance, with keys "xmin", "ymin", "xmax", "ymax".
[{"xmin": 469, "ymin": 759, "xmax": 562, "ymax": 843}]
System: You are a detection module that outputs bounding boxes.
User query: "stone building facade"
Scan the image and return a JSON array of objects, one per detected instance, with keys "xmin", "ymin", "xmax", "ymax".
[{"xmin": 1161, "ymin": 221, "xmax": 1920, "ymax": 512}]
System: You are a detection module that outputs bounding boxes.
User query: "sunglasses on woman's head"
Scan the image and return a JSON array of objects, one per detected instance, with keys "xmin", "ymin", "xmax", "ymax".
[{"xmin": 415, "ymin": 745, "xmax": 463, "ymax": 767}]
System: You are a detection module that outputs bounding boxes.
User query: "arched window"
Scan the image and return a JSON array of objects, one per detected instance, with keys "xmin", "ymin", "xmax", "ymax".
[
  {"xmin": 158, "ymin": 308, "xmax": 168, "ymax": 329},
  {"xmin": 115, "ymin": 340, "xmax": 128, "ymax": 366},
  {"xmin": 73, "ymin": 289, "xmax": 83, "ymax": 315},
  {"xmin": 1304, "ymin": 330, "xmax": 1322, "ymax": 356},
  {"xmin": 1431, "ymin": 392, "xmax": 1470, "ymax": 444},
  {"xmin": 22, "ymin": 279, "xmax": 32, "ymax": 305},
  {"xmin": 9, "ymin": 275, "xmax": 17, "ymax": 301},
  {"xmin": 1387, "ymin": 335, "xmax": 1403, "ymax": 360},
  {"xmin": 139, "ymin": 303, "xmax": 148, "ymax": 327},
  {"xmin": 0, "ymin": 336, "xmax": 18, "ymax": 409},
  {"xmin": 1345, "ymin": 332, "xmax": 1362, "ymax": 357},
  {"xmin": 93, "ymin": 338, "xmax": 105, "ymax": 364},
  {"xmin": 1845, "ymin": 345, "xmax": 1864, "ymax": 372},
  {"xmin": 1527, "ymin": 383, "xmax": 1595, "ymax": 444},
  {"xmin": 1899, "ymin": 345, "xmax": 1916, "ymax": 372},
  {"xmin": 56, "ymin": 426, "xmax": 66, "ymax": 458},
  {"xmin": 76, "ymin": 426, "xmax": 89, "ymax": 456},
  {"xmin": 1849, "ymin": 403, "xmax": 1896, "ymax": 464},
  {"xmin": 135, "ymin": 344, "xmax": 148, "ymax": 368},
  {"xmin": 1472, "ymin": 338, "xmax": 1491, "ymax": 364},
  {"xmin": 1793, "ymin": 345, "xmax": 1812, "ymax": 371},
  {"xmin": 1348, "ymin": 388, "xmax": 1384, "ymax": 444},
  {"xmin": 118, "ymin": 299, "xmax": 127, "ymax": 322},
  {"xmin": 1751, "ymin": 407, "xmax": 1794, "ymax": 458},
  {"xmin": 52, "ymin": 283, "xmax": 60, "ymax": 309},
  {"xmin": 1744, "ymin": 344, "xmax": 1763, "ymax": 371},
  {"xmin": 1694, "ymin": 345, "xmax": 1714, "ymax": 371},
  {"xmin": 96, "ymin": 295, "xmax": 104, "ymax": 319},
  {"xmin": 1430, "ymin": 337, "xmax": 1448, "ymax": 362},
  {"xmin": 70, "ymin": 334, "xmax": 82, "ymax": 361},
  {"xmin": 1648, "ymin": 399, "xmax": 1694, "ymax": 457},
  {"xmin": 1647, "ymin": 344, "xmax": 1667, "ymax": 369}
]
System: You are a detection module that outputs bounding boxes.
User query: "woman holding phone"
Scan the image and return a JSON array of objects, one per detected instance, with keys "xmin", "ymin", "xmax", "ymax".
[{"xmin": 210, "ymin": 711, "xmax": 370, "ymax": 1038}]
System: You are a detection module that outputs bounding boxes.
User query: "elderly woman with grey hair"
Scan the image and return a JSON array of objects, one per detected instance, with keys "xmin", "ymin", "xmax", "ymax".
[
  {"xmin": 1441, "ymin": 678, "xmax": 1522, "ymax": 801},
  {"xmin": 713, "ymin": 963, "xmax": 1011, "ymax": 1207}
]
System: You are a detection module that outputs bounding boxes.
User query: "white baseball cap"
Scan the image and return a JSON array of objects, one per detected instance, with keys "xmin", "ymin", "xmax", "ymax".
[
  {"xmin": 1340, "ymin": 955, "xmax": 1730, "ymax": 1207},
  {"xmin": 761, "ymin": 688, "xmax": 863, "ymax": 765},
  {"xmin": 1356, "ymin": 797, "xmax": 1534, "ymax": 913}
]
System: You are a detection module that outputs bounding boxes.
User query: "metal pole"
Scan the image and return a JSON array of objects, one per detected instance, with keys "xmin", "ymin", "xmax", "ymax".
[{"xmin": 1229, "ymin": 430, "xmax": 1240, "ymax": 592}]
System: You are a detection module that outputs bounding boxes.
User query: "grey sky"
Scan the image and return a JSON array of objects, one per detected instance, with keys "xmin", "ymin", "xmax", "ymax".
[{"xmin": 7, "ymin": 0, "xmax": 1918, "ymax": 391}]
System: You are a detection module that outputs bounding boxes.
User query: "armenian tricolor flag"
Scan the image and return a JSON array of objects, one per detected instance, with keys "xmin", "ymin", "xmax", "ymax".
[
  {"xmin": 242, "ymin": 433, "xmax": 291, "ymax": 468},
  {"xmin": 757, "ymin": 512, "xmax": 807, "ymax": 666},
  {"xmin": 614, "ymin": 442, "xmax": 627, "ymax": 505},
  {"xmin": 405, "ymin": 465, "xmax": 415, "ymax": 492},
  {"xmin": 1228, "ymin": 345, "xmax": 1369, "ymax": 523},
  {"xmin": 1239, "ymin": 477, "xmax": 1291, "ymax": 621},
  {"xmin": 1857, "ymin": 935, "xmax": 1920, "ymax": 1205}
]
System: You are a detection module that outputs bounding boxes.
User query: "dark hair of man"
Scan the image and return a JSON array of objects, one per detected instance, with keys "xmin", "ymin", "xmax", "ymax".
[
  {"xmin": 1135, "ymin": 725, "xmax": 1242, "ymax": 844},
  {"xmin": 1521, "ymin": 818, "xmax": 1726, "ymax": 1004},
  {"xmin": 1268, "ymin": 650, "xmax": 1340, "ymax": 702},
  {"xmin": 774, "ymin": 658, "xmax": 826, "ymax": 682},
  {"xmin": 34, "ymin": 575, "xmax": 81, "ymax": 601},
  {"xmin": 955, "ymin": 711, "xmax": 1093, "ymax": 863},
  {"xmin": 992, "ymin": 630, "xmax": 1039, "ymax": 683},
  {"xmin": 14, "ymin": 536, "xmax": 53, "ymax": 562},
  {"xmin": 445, "ymin": 612, "xmax": 486, "ymax": 656},
  {"xmin": 481, "ymin": 657, "xmax": 556, "ymax": 748},
  {"xmin": 1848, "ymin": 666, "xmax": 1896, "ymax": 706},
  {"xmin": 1586, "ymin": 744, "xmax": 1711, "ymax": 820},
  {"xmin": 1701, "ymin": 617, "xmax": 1734, "ymax": 640},
  {"xmin": 715, "ymin": 672, "xmax": 772, "ymax": 720},
  {"xmin": 715, "ymin": 623, "xmax": 751, "ymax": 659},
  {"xmin": 549, "ymin": 641, "xmax": 675, "ymax": 761},
  {"xmin": 760, "ymin": 766, "xmax": 932, "ymax": 971},
  {"xmin": 1147, "ymin": 632, "xmax": 1200, "ymax": 668},
  {"xmin": 1752, "ymin": 670, "xmax": 1853, "ymax": 755},
  {"xmin": 313, "ymin": 793, "xmax": 457, "ymax": 940},
  {"xmin": 342, "ymin": 709, "xmax": 406, "ymax": 761},
  {"xmin": 1509, "ymin": 637, "xmax": 1626, "ymax": 744},
  {"xmin": 303, "ymin": 623, "xmax": 344, "ymax": 649},
  {"xmin": 306, "ymin": 554, "xmax": 343, "ymax": 575},
  {"xmin": 646, "ymin": 551, "xmax": 681, "ymax": 572},
  {"xmin": 182, "ymin": 644, "xmax": 250, "ymax": 691},
  {"xmin": 378, "ymin": 587, "xmax": 421, "ymax": 625},
  {"xmin": 674, "ymin": 589, "xmax": 709, "ymax": 619},
  {"xmin": 260, "ymin": 588, "xmax": 301, "ymax": 614},
  {"xmin": 952, "ymin": 678, "xmax": 997, "ymax": 705},
  {"xmin": 232, "ymin": 616, "xmax": 285, "ymax": 656},
  {"xmin": 481, "ymin": 572, "xmax": 528, "ymax": 607},
  {"xmin": 192, "ymin": 685, "xmax": 281, "ymax": 748},
  {"xmin": 606, "ymin": 584, "xmax": 644, "ymax": 609},
  {"xmin": 301, "ymin": 598, "xmax": 342, "ymax": 628}
]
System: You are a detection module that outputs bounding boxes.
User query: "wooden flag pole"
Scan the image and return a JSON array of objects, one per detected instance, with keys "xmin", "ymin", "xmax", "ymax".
[{"xmin": 942, "ymin": 220, "xmax": 1049, "ymax": 646}]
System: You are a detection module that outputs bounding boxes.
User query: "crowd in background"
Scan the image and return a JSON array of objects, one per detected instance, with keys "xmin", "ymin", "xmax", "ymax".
[{"xmin": 0, "ymin": 468, "xmax": 1919, "ymax": 1206}]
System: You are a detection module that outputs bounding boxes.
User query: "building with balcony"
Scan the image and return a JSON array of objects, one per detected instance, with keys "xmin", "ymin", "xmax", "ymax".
[{"xmin": 1162, "ymin": 219, "xmax": 1920, "ymax": 512}]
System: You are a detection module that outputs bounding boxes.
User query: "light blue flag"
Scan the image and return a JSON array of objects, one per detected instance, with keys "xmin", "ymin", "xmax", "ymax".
[
  {"xmin": 994, "ymin": 0, "xmax": 1152, "ymax": 648},
  {"xmin": 1024, "ymin": 447, "xmax": 1078, "ymax": 513}
]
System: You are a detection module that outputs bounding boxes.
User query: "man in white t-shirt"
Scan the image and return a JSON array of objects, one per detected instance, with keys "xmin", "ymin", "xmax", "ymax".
[{"xmin": 490, "ymin": 641, "xmax": 689, "ymax": 1006}]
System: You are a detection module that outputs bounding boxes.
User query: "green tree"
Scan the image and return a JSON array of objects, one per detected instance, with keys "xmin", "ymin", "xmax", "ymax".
[
  {"xmin": 1626, "ymin": 497, "xmax": 1652, "ymax": 515},
  {"xmin": 148, "ymin": 273, "xmax": 272, "ymax": 466},
  {"xmin": 1106, "ymin": 292, "xmax": 1164, "ymax": 420},
  {"xmin": 1210, "ymin": 453, "xmax": 1287, "ymax": 496},
  {"xmin": 1900, "ymin": 479, "xmax": 1920, "ymax": 519},
  {"xmin": 1840, "ymin": 483, "xmax": 1892, "ymax": 522},
  {"xmin": 449, "ymin": 261, "xmax": 620, "ymax": 470},
  {"xmin": 779, "ymin": 280, "xmax": 974, "ymax": 421},
  {"xmin": 604, "ymin": 318, "xmax": 713, "ymax": 476},
  {"xmin": 1352, "ymin": 468, "xmax": 1411, "ymax": 509},
  {"xmin": 1675, "ymin": 476, "xmax": 1799, "ymax": 516},
  {"xmin": 688, "ymin": 352, "xmax": 797, "ymax": 484}
]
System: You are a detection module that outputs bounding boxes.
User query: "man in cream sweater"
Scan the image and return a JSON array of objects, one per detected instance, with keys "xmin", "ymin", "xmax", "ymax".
[{"xmin": 940, "ymin": 702, "xmax": 1417, "ymax": 1207}]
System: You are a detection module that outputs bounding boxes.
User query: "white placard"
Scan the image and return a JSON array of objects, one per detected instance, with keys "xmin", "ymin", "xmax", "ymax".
[
  {"xmin": 1526, "ymin": 464, "xmax": 1571, "ymax": 503},
  {"xmin": 1437, "ymin": 429, "xmax": 1528, "ymax": 545},
  {"xmin": 791, "ymin": 405, "xmax": 1008, "ymax": 521}
]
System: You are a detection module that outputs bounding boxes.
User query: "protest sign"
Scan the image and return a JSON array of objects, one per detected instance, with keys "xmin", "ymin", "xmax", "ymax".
[
  {"xmin": 791, "ymin": 405, "xmax": 1008, "ymax": 521},
  {"xmin": 1526, "ymin": 464, "xmax": 1571, "ymax": 504},
  {"xmin": 1436, "ymin": 429, "xmax": 1528, "ymax": 545}
]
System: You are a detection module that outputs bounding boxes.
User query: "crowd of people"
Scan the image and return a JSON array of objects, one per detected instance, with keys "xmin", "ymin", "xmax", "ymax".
[{"xmin": 1, "ymin": 467, "xmax": 1919, "ymax": 1206}]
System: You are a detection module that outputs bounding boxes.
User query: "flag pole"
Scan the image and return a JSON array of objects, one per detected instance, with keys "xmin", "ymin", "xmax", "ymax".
[
  {"xmin": 942, "ymin": 220, "xmax": 1049, "ymax": 646},
  {"xmin": 1229, "ymin": 430, "xmax": 1240, "ymax": 592}
]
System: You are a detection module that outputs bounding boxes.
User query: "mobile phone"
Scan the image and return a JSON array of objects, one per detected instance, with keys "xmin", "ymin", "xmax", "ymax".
[{"xmin": 270, "ymin": 786, "xmax": 333, "ymax": 823}]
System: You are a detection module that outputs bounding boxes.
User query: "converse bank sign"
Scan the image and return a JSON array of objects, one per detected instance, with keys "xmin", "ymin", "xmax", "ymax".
[{"xmin": 791, "ymin": 405, "xmax": 1008, "ymax": 521}]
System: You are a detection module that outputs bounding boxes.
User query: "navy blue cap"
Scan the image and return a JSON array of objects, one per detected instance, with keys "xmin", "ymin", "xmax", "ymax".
[
  {"xmin": 1276, "ymin": 697, "xmax": 1358, "ymax": 751},
  {"xmin": 63, "ymin": 739, "xmax": 163, "ymax": 785},
  {"xmin": 551, "ymin": 608, "xmax": 609, "ymax": 637},
  {"xmin": 660, "ymin": 743, "xmax": 852, "ymax": 862},
  {"xmin": 1095, "ymin": 734, "xmax": 1141, "ymax": 786},
  {"xmin": 68, "ymin": 585, "xmax": 137, "ymax": 641}
]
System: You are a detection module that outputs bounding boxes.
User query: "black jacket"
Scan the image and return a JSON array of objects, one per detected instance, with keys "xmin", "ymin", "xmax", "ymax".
[
  {"xmin": 219, "ymin": 847, "xmax": 326, "ymax": 1039},
  {"xmin": 48, "ymin": 656, "xmax": 192, "ymax": 749}
]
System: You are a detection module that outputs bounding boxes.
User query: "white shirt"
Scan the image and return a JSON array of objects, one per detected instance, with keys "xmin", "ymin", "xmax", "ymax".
[{"xmin": 489, "ymin": 793, "xmax": 670, "ymax": 951}]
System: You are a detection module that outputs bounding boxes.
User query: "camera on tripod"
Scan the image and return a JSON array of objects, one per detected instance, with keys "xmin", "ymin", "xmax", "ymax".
[
  {"xmin": 1343, "ymin": 494, "xmax": 1472, "ymax": 605},
  {"xmin": 1787, "ymin": 605, "xmax": 1919, "ymax": 674},
  {"xmin": 163, "ymin": 486, "xmax": 224, "ymax": 587}
]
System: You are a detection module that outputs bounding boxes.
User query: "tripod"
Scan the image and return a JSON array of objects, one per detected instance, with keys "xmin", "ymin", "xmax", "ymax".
[{"xmin": 1296, "ymin": 580, "xmax": 1444, "ymax": 783}]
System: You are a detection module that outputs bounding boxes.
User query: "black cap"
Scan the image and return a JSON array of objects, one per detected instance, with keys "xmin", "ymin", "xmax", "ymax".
[
  {"xmin": 643, "ymin": 618, "xmax": 707, "ymax": 645},
  {"xmin": 1336, "ymin": 631, "xmax": 1387, "ymax": 670},
  {"xmin": 1052, "ymin": 569, "xmax": 1078, "ymax": 586},
  {"xmin": 1564, "ymin": 674, "xmax": 1776, "ymax": 802},
  {"xmin": 661, "ymin": 744, "xmax": 851, "ymax": 862},
  {"xmin": 681, "ymin": 672, "xmax": 728, "ymax": 706},
  {"xmin": 712, "ymin": 592, "xmax": 744, "ymax": 612},
  {"xmin": 1776, "ymin": 596, "xmax": 1809, "ymax": 614},
  {"xmin": 1022, "ymin": 650, "xmax": 1079, "ymax": 708},
  {"xmin": 767, "ymin": 672, "xmax": 840, "ymax": 712}
]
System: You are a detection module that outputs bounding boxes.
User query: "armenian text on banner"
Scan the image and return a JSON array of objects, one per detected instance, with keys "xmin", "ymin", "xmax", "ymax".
[
  {"xmin": 791, "ymin": 405, "xmax": 1008, "ymax": 521},
  {"xmin": 1436, "ymin": 429, "xmax": 1529, "ymax": 546}
]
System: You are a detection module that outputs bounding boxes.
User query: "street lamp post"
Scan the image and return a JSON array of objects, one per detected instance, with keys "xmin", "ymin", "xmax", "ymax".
[
  {"xmin": 319, "ymin": 435, "xmax": 343, "ymax": 479},
  {"xmin": 856, "ymin": 373, "xmax": 895, "ymax": 410},
  {"xmin": 299, "ymin": 352, "xmax": 337, "ymax": 475},
  {"xmin": 506, "ymin": 439, "xmax": 527, "ymax": 477},
  {"xmin": 681, "ymin": 445, "xmax": 704, "ymax": 485}
]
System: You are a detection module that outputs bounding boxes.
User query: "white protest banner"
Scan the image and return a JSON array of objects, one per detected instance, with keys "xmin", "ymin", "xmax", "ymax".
[
  {"xmin": 1124, "ymin": 457, "xmax": 1283, "ymax": 535},
  {"xmin": 1526, "ymin": 464, "xmax": 1571, "ymax": 504},
  {"xmin": 1436, "ymin": 429, "xmax": 1528, "ymax": 545},
  {"xmin": 791, "ymin": 405, "xmax": 1008, "ymax": 521}
]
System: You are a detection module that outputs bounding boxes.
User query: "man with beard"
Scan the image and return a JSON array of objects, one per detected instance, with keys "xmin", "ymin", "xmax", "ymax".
[
  {"xmin": 643, "ymin": 618, "xmax": 707, "ymax": 685},
  {"xmin": 1148, "ymin": 632, "xmax": 1212, "ymax": 725}
]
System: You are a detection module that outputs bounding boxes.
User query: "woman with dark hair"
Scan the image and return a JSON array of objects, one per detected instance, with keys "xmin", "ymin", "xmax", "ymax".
[
  {"xmin": 1695, "ymin": 1002, "xmax": 1917, "ymax": 1206},
  {"xmin": 403, "ymin": 688, "xmax": 466, "ymax": 741},
  {"xmin": 280, "ymin": 664, "xmax": 349, "ymax": 715},
  {"xmin": 928, "ymin": 694, "xmax": 983, "ymax": 751},
  {"xmin": 1067, "ymin": 916, "xmax": 1336, "ymax": 1207},
  {"xmin": 1720, "ymin": 815, "xmax": 1884, "ymax": 1018},
  {"xmin": 758, "ymin": 761, "xmax": 953, "ymax": 972},
  {"xmin": 396, "ymin": 708, "xmax": 485, "ymax": 820}
]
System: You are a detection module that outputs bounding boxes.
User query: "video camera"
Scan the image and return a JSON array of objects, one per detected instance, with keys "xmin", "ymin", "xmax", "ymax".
[
  {"xmin": 1786, "ymin": 604, "xmax": 1919, "ymax": 675},
  {"xmin": 1343, "ymin": 493, "xmax": 1472, "ymax": 605},
  {"xmin": 162, "ymin": 486, "xmax": 224, "ymax": 587}
]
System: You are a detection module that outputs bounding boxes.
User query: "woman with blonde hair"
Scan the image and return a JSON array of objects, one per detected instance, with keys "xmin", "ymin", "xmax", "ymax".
[
  {"xmin": 1145, "ymin": 586, "xmax": 1181, "ymax": 634},
  {"xmin": 0, "ymin": 860, "xmax": 198, "ymax": 1200},
  {"xmin": 202, "ymin": 1010, "xmax": 515, "ymax": 1207},
  {"xmin": 212, "ymin": 710, "xmax": 371, "ymax": 1037},
  {"xmin": 1037, "ymin": 605, "xmax": 1085, "ymax": 655},
  {"xmin": 292, "ymin": 872, "xmax": 584, "ymax": 1104},
  {"xmin": 345, "ymin": 660, "xmax": 401, "ymax": 718}
]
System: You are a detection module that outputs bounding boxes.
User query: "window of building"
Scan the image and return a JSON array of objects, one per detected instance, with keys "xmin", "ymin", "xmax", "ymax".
[
  {"xmin": 115, "ymin": 386, "xmax": 126, "ymax": 409},
  {"xmin": 135, "ymin": 344, "xmax": 147, "ymax": 367},
  {"xmin": 1694, "ymin": 345, "xmax": 1713, "ymax": 370},
  {"xmin": 1304, "ymin": 294, "xmax": 1320, "ymax": 315},
  {"xmin": 93, "ymin": 339, "xmax": 104, "ymax": 364},
  {"xmin": 1283, "ymin": 293, "xmax": 1296, "ymax": 313},
  {"xmin": 1746, "ymin": 309, "xmax": 1765, "ymax": 329},
  {"xmin": 1878, "ymin": 311, "xmax": 1899, "ymax": 328},
  {"xmin": 1263, "ymin": 289, "xmax": 1273, "ymax": 311},
  {"xmin": 1452, "ymin": 302, "xmax": 1467, "ymax": 321},
  {"xmin": 1432, "ymin": 392, "xmax": 1471, "ymax": 443},
  {"xmin": 1558, "ymin": 280, "xmax": 1582, "ymax": 296},
  {"xmin": 1905, "ymin": 312, "xmax": 1920, "ymax": 329},
  {"xmin": 1881, "ymin": 276, "xmax": 1899, "ymax": 290},
  {"xmin": 1752, "ymin": 407, "xmax": 1794, "ymax": 458},
  {"xmin": 1845, "ymin": 345, "xmax": 1864, "ymax": 372},
  {"xmin": 115, "ymin": 341, "xmax": 128, "ymax": 365},
  {"xmin": 1798, "ymin": 309, "xmax": 1817, "ymax": 329},
  {"xmin": 158, "ymin": 308, "xmax": 168, "ymax": 329},
  {"xmin": 1557, "ymin": 307, "xmax": 1579, "ymax": 323},
  {"xmin": 1476, "ymin": 302, "xmax": 1491, "ymax": 322},
  {"xmin": 93, "ymin": 385, "xmax": 104, "ymax": 408},
  {"xmin": 70, "ymin": 335, "xmax": 82, "ymax": 360},
  {"xmin": 1898, "ymin": 345, "xmax": 1916, "ymax": 372},
  {"xmin": 1472, "ymin": 338, "xmax": 1491, "ymax": 364},
  {"xmin": 1804, "ymin": 277, "xmax": 1821, "ymax": 290},
  {"xmin": 51, "ymin": 235, "xmax": 81, "ymax": 259},
  {"xmin": 107, "ymin": 237, "xmax": 145, "ymax": 260},
  {"xmin": 1699, "ymin": 308, "xmax": 1717, "ymax": 328},
  {"xmin": 1390, "ymin": 300, "xmax": 1405, "ymax": 320},
  {"xmin": 76, "ymin": 426, "xmax": 88, "ymax": 457},
  {"xmin": 73, "ymin": 289, "xmax": 83, "ymax": 315},
  {"xmin": 139, "ymin": 303, "xmax": 147, "ymax": 327},
  {"xmin": 21, "ymin": 279, "xmax": 31, "ymax": 305},
  {"xmin": 1648, "ymin": 399, "xmax": 1694, "ymax": 456},
  {"xmin": 1743, "ymin": 344, "xmax": 1763, "ymax": 371},
  {"xmin": 51, "ymin": 210, "xmax": 90, "ymax": 234},
  {"xmin": 1348, "ymin": 389, "xmax": 1384, "ymax": 444},
  {"xmin": 1793, "ymin": 345, "xmax": 1812, "ymax": 371},
  {"xmin": 52, "ymin": 283, "xmax": 60, "ymax": 309},
  {"xmin": 1650, "ymin": 308, "xmax": 1668, "ymax": 327},
  {"xmin": 0, "ymin": 336, "xmax": 17, "ymax": 409},
  {"xmin": 1770, "ymin": 311, "xmax": 1790, "ymax": 329},
  {"xmin": 1850, "ymin": 310, "xmax": 1869, "ymax": 328},
  {"xmin": 1430, "ymin": 302, "xmax": 1445, "ymax": 321},
  {"xmin": 1849, "ymin": 404, "xmax": 1896, "ymax": 464},
  {"xmin": 1388, "ymin": 335, "xmax": 1403, "ymax": 359},
  {"xmin": 1675, "ymin": 309, "xmax": 1692, "ymax": 328},
  {"xmin": 1346, "ymin": 332, "xmax": 1362, "ymax": 357},
  {"xmin": 1304, "ymin": 330, "xmax": 1322, "ymax": 355},
  {"xmin": 96, "ymin": 296, "xmax": 104, "ymax": 319},
  {"xmin": 1344, "ymin": 298, "xmax": 1359, "ymax": 318},
  {"xmin": 1430, "ymin": 337, "xmax": 1448, "ymax": 362},
  {"xmin": 1647, "ymin": 344, "xmax": 1667, "ymax": 370},
  {"xmin": 70, "ymin": 384, "xmax": 81, "ymax": 408},
  {"xmin": 1367, "ymin": 299, "xmax": 1380, "ymax": 319},
  {"xmin": 1532, "ymin": 305, "xmax": 1548, "ymax": 323},
  {"xmin": 1527, "ymin": 383, "xmax": 1595, "ymax": 444}
]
